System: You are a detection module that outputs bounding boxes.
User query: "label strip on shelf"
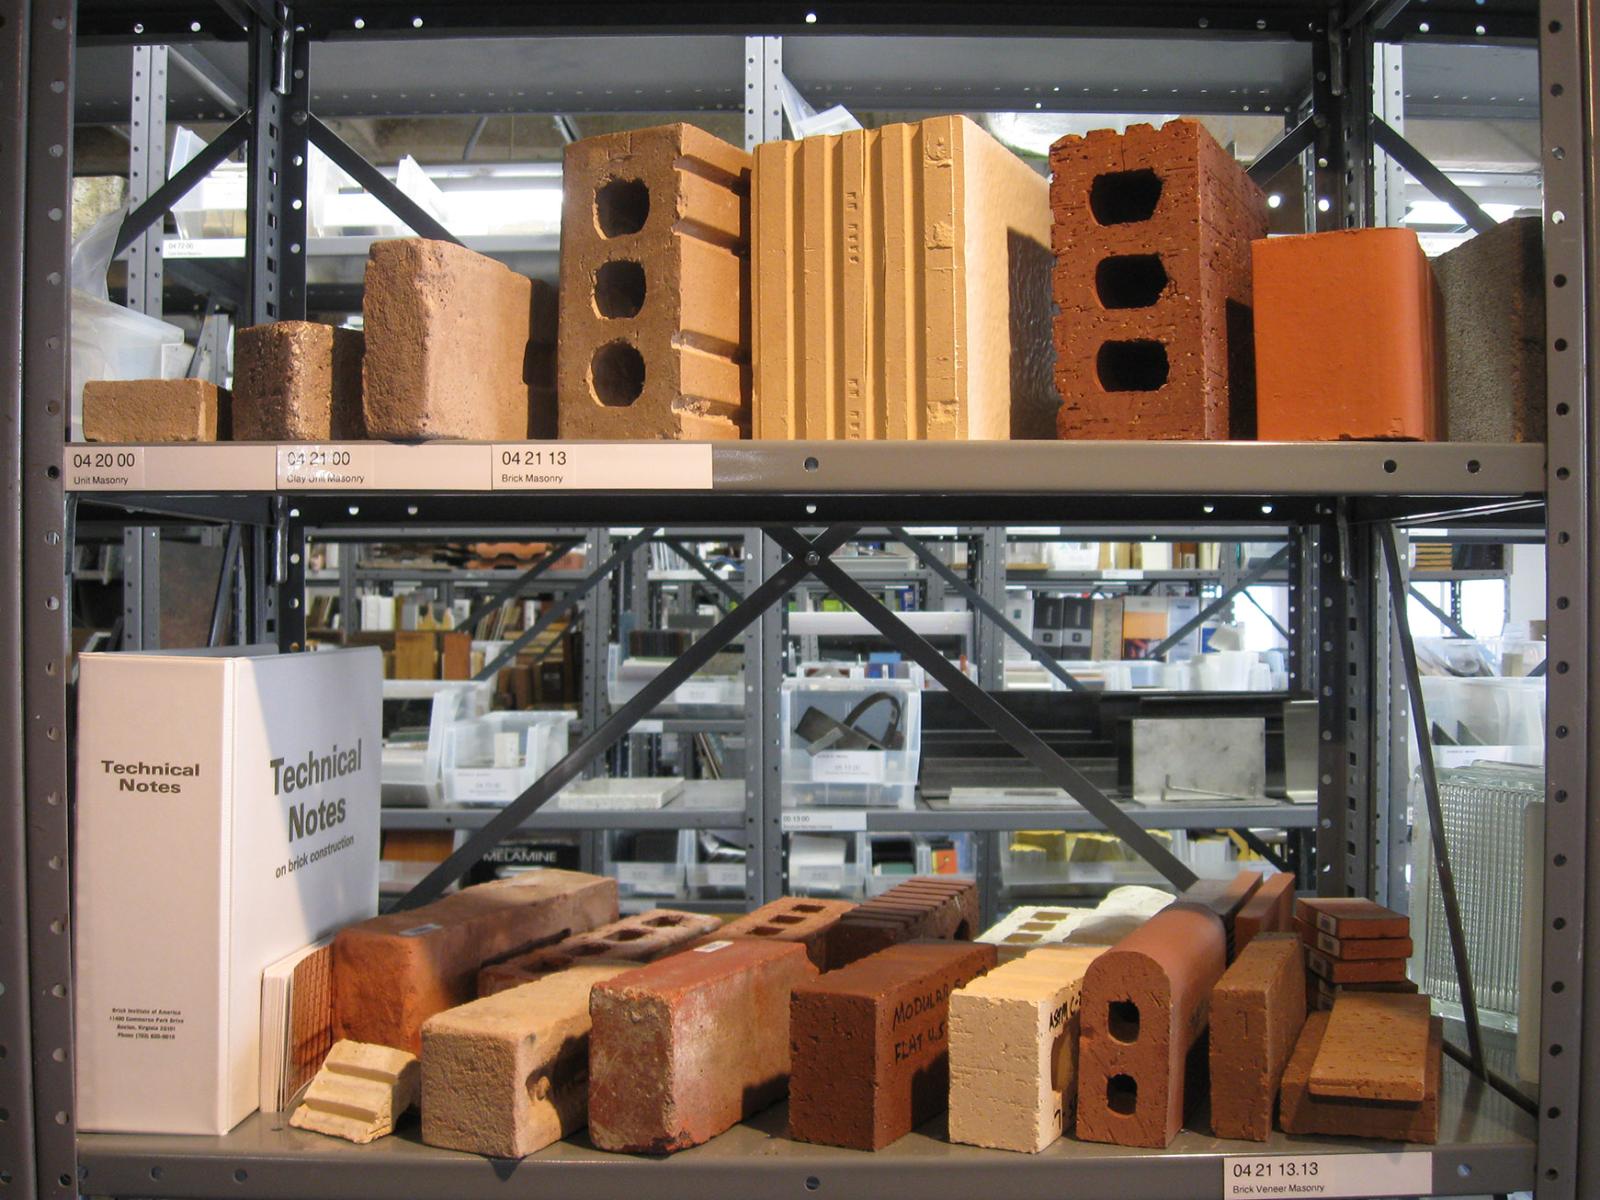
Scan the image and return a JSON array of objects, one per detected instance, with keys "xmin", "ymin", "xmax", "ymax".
[
  {"xmin": 491, "ymin": 443, "xmax": 713, "ymax": 491},
  {"xmin": 65, "ymin": 445, "xmax": 280, "ymax": 492},
  {"xmin": 781, "ymin": 810, "xmax": 868, "ymax": 832},
  {"xmin": 1221, "ymin": 1152, "xmax": 1432, "ymax": 1199}
]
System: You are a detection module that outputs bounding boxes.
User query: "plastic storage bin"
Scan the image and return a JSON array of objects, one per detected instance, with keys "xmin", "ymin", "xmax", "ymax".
[
  {"xmin": 380, "ymin": 680, "xmax": 492, "ymax": 807},
  {"xmin": 441, "ymin": 710, "xmax": 577, "ymax": 805},
  {"xmin": 606, "ymin": 644, "xmax": 744, "ymax": 708},
  {"xmin": 780, "ymin": 677, "xmax": 921, "ymax": 809}
]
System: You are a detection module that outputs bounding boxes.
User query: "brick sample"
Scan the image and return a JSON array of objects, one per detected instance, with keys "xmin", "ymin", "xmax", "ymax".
[
  {"xmin": 1050, "ymin": 119, "xmax": 1267, "ymax": 441},
  {"xmin": 826, "ymin": 876, "xmax": 980, "ymax": 969},
  {"xmin": 704, "ymin": 896, "xmax": 856, "ymax": 969},
  {"xmin": 1209, "ymin": 933, "xmax": 1306, "ymax": 1140},
  {"xmin": 753, "ymin": 115, "xmax": 1058, "ymax": 441},
  {"xmin": 1254, "ymin": 228, "xmax": 1443, "ymax": 441},
  {"xmin": 289, "ymin": 1040, "xmax": 417, "ymax": 1144},
  {"xmin": 1279, "ymin": 1011, "xmax": 1442, "ymax": 1143},
  {"xmin": 588, "ymin": 938, "xmax": 816, "ymax": 1153},
  {"xmin": 1296, "ymin": 897, "xmax": 1409, "ymax": 940},
  {"xmin": 82, "ymin": 378, "xmax": 225, "ymax": 443},
  {"xmin": 477, "ymin": 908, "xmax": 722, "ymax": 995},
  {"xmin": 334, "ymin": 868, "xmax": 617, "ymax": 1055},
  {"xmin": 1309, "ymin": 992, "xmax": 1431, "ymax": 1101},
  {"xmin": 420, "ymin": 963, "xmax": 631, "ymax": 1158},
  {"xmin": 948, "ymin": 945, "xmax": 1102, "ymax": 1153},
  {"xmin": 1177, "ymin": 869, "xmax": 1262, "ymax": 961},
  {"xmin": 1309, "ymin": 975, "xmax": 1419, "ymax": 1012},
  {"xmin": 1306, "ymin": 947, "xmax": 1408, "ymax": 985},
  {"xmin": 1294, "ymin": 921, "xmax": 1413, "ymax": 960},
  {"xmin": 559, "ymin": 123, "xmax": 751, "ymax": 440},
  {"xmin": 1234, "ymin": 871, "xmax": 1295, "ymax": 954},
  {"xmin": 790, "ymin": 941, "xmax": 996, "ymax": 1150},
  {"xmin": 1433, "ymin": 216, "xmax": 1545, "ymax": 442},
  {"xmin": 1076, "ymin": 904, "xmax": 1226, "ymax": 1148},
  {"xmin": 363, "ymin": 237, "xmax": 555, "ymax": 440},
  {"xmin": 233, "ymin": 321, "xmax": 364, "ymax": 441}
]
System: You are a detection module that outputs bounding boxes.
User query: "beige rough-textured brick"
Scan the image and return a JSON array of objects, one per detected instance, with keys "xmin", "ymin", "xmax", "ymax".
[
  {"xmin": 288, "ymin": 1039, "xmax": 417, "ymax": 1144},
  {"xmin": 948, "ymin": 946, "xmax": 1103, "ymax": 1153},
  {"xmin": 83, "ymin": 378, "xmax": 225, "ymax": 443},
  {"xmin": 232, "ymin": 321, "xmax": 364, "ymax": 441},
  {"xmin": 558, "ymin": 124, "xmax": 751, "ymax": 440},
  {"xmin": 753, "ymin": 116, "xmax": 1057, "ymax": 441},
  {"xmin": 420, "ymin": 964, "xmax": 631, "ymax": 1158}
]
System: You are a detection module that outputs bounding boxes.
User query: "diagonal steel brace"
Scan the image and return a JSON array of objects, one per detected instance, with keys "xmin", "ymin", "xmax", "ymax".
[{"xmin": 1149, "ymin": 544, "xmax": 1292, "ymax": 661}]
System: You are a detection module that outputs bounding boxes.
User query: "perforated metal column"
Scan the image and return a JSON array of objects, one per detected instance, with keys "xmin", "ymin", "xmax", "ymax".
[{"xmin": 125, "ymin": 45, "xmax": 167, "ymax": 317}]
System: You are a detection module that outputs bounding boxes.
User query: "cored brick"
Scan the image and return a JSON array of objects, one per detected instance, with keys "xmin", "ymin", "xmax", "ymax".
[
  {"xmin": 1305, "ymin": 947, "xmax": 1408, "ymax": 985},
  {"xmin": 827, "ymin": 876, "xmax": 980, "ymax": 969},
  {"xmin": 1308, "ymin": 992, "xmax": 1431, "ymax": 1102},
  {"xmin": 333, "ymin": 869, "xmax": 616, "ymax": 1055},
  {"xmin": 559, "ymin": 124, "xmax": 751, "ymax": 440},
  {"xmin": 1296, "ymin": 897, "xmax": 1409, "ymax": 940},
  {"xmin": 948, "ymin": 946, "xmax": 1102, "ymax": 1153},
  {"xmin": 1076, "ymin": 904, "xmax": 1225, "ymax": 1147},
  {"xmin": 233, "ymin": 321, "xmax": 364, "ymax": 441},
  {"xmin": 702, "ymin": 896, "xmax": 856, "ymax": 969},
  {"xmin": 790, "ymin": 941, "xmax": 996, "ymax": 1150},
  {"xmin": 587, "ymin": 938, "xmax": 816, "ymax": 1153},
  {"xmin": 1279, "ymin": 1011, "xmax": 1442, "ymax": 1143},
  {"xmin": 1234, "ymin": 872, "xmax": 1295, "ymax": 955},
  {"xmin": 82, "ymin": 378, "xmax": 225, "ymax": 443},
  {"xmin": 1254, "ymin": 228, "xmax": 1443, "ymax": 440},
  {"xmin": 1209, "ymin": 933, "xmax": 1306, "ymax": 1140},
  {"xmin": 1050, "ymin": 119, "xmax": 1267, "ymax": 441},
  {"xmin": 477, "ymin": 908, "xmax": 722, "ymax": 996},
  {"xmin": 363, "ymin": 237, "xmax": 555, "ymax": 440},
  {"xmin": 1293, "ymin": 919, "xmax": 1412, "ymax": 961},
  {"xmin": 420, "ymin": 963, "xmax": 631, "ymax": 1158}
]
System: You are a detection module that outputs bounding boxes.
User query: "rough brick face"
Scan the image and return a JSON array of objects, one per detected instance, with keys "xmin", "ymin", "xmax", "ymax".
[
  {"xmin": 704, "ymin": 896, "xmax": 856, "ymax": 969},
  {"xmin": 421, "ymin": 963, "xmax": 631, "ymax": 1158},
  {"xmin": 233, "ymin": 321, "xmax": 364, "ymax": 440},
  {"xmin": 948, "ymin": 945, "xmax": 1102, "ymax": 1153},
  {"xmin": 1050, "ymin": 119, "xmax": 1267, "ymax": 441},
  {"xmin": 826, "ymin": 877, "xmax": 980, "ymax": 969},
  {"xmin": 363, "ymin": 237, "xmax": 554, "ymax": 440},
  {"xmin": 1296, "ymin": 897, "xmax": 1409, "ymax": 940},
  {"xmin": 1308, "ymin": 992, "xmax": 1431, "ymax": 1101},
  {"xmin": 477, "ymin": 908, "xmax": 722, "ymax": 996},
  {"xmin": 1254, "ymin": 228, "xmax": 1443, "ymax": 440},
  {"xmin": 1234, "ymin": 872, "xmax": 1295, "ymax": 955},
  {"xmin": 558, "ymin": 124, "xmax": 751, "ymax": 440},
  {"xmin": 1076, "ymin": 904, "xmax": 1226, "ymax": 1147},
  {"xmin": 790, "ymin": 941, "xmax": 996, "ymax": 1150},
  {"xmin": 587, "ymin": 939, "xmax": 816, "ymax": 1153},
  {"xmin": 83, "ymin": 378, "xmax": 225, "ymax": 443},
  {"xmin": 1279, "ymin": 1011, "xmax": 1442, "ymax": 1142},
  {"xmin": 753, "ymin": 116, "xmax": 1058, "ymax": 440},
  {"xmin": 333, "ymin": 869, "xmax": 616, "ymax": 1055},
  {"xmin": 1209, "ymin": 933, "xmax": 1306, "ymax": 1140}
]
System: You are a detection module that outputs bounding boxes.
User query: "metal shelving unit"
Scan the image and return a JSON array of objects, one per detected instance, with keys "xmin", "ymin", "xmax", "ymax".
[{"xmin": 4, "ymin": 3, "xmax": 1584, "ymax": 1199}]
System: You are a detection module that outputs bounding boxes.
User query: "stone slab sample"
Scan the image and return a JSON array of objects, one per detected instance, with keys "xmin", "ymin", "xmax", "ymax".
[
  {"xmin": 233, "ymin": 321, "xmax": 365, "ymax": 441},
  {"xmin": 1433, "ymin": 215, "xmax": 1545, "ymax": 442},
  {"xmin": 1296, "ymin": 896, "xmax": 1409, "ymax": 940},
  {"xmin": 588, "ymin": 938, "xmax": 816, "ymax": 1153},
  {"xmin": 1254, "ymin": 228, "xmax": 1443, "ymax": 441},
  {"xmin": 559, "ymin": 123, "xmax": 751, "ymax": 440},
  {"xmin": 334, "ymin": 869, "xmax": 617, "ymax": 1055},
  {"xmin": 704, "ymin": 896, "xmax": 857, "ymax": 969},
  {"xmin": 1279, "ymin": 1011, "xmax": 1442, "ymax": 1143},
  {"xmin": 948, "ymin": 945, "xmax": 1102, "ymax": 1153},
  {"xmin": 1050, "ymin": 118, "xmax": 1268, "ymax": 440},
  {"xmin": 1076, "ymin": 903, "xmax": 1226, "ymax": 1148},
  {"xmin": 826, "ymin": 876, "xmax": 980, "ymax": 969},
  {"xmin": 1209, "ymin": 933, "xmax": 1306, "ymax": 1141},
  {"xmin": 420, "ymin": 963, "xmax": 631, "ymax": 1158},
  {"xmin": 753, "ymin": 115, "xmax": 1058, "ymax": 441},
  {"xmin": 1233, "ymin": 871, "xmax": 1295, "ymax": 955},
  {"xmin": 1293, "ymin": 920, "xmax": 1413, "ymax": 961},
  {"xmin": 790, "ymin": 940, "xmax": 996, "ymax": 1151},
  {"xmin": 477, "ymin": 908, "xmax": 722, "ymax": 996},
  {"xmin": 363, "ymin": 237, "xmax": 555, "ymax": 440},
  {"xmin": 288, "ymin": 1039, "xmax": 417, "ymax": 1144},
  {"xmin": 1306, "ymin": 947, "xmax": 1408, "ymax": 985},
  {"xmin": 82, "ymin": 378, "xmax": 225, "ymax": 443},
  {"xmin": 1308, "ymin": 992, "xmax": 1431, "ymax": 1101}
]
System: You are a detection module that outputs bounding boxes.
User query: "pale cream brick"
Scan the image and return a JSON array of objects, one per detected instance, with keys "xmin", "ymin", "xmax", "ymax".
[{"xmin": 288, "ymin": 1039, "xmax": 417, "ymax": 1145}]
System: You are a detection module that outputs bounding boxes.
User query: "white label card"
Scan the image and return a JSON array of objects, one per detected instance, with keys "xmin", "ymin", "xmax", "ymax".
[
  {"xmin": 673, "ymin": 681, "xmax": 727, "ymax": 706},
  {"xmin": 782, "ymin": 810, "xmax": 868, "ymax": 832},
  {"xmin": 811, "ymin": 751, "xmax": 887, "ymax": 784},
  {"xmin": 693, "ymin": 940, "xmax": 734, "ymax": 954},
  {"xmin": 1103, "ymin": 568, "xmax": 1145, "ymax": 580},
  {"xmin": 276, "ymin": 444, "xmax": 376, "ymax": 489},
  {"xmin": 703, "ymin": 863, "xmax": 746, "ymax": 888},
  {"xmin": 1222, "ymin": 1153, "xmax": 1433, "ymax": 1199},
  {"xmin": 491, "ymin": 443, "xmax": 713, "ymax": 491},
  {"xmin": 66, "ymin": 446, "xmax": 145, "ymax": 491},
  {"xmin": 449, "ymin": 769, "xmax": 517, "ymax": 802}
]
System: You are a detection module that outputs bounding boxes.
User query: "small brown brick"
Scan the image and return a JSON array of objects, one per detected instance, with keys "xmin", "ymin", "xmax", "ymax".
[
  {"xmin": 1050, "ymin": 119, "xmax": 1267, "ymax": 441},
  {"xmin": 559, "ymin": 123, "xmax": 751, "ymax": 440},
  {"xmin": 1209, "ymin": 933, "xmax": 1306, "ymax": 1140},
  {"xmin": 1279, "ymin": 1011, "xmax": 1441, "ymax": 1143},
  {"xmin": 1305, "ymin": 947, "xmax": 1408, "ymax": 985},
  {"xmin": 1076, "ymin": 904, "xmax": 1225, "ymax": 1148},
  {"xmin": 233, "ymin": 321, "xmax": 364, "ymax": 441},
  {"xmin": 790, "ymin": 941, "xmax": 996, "ymax": 1150},
  {"xmin": 1309, "ymin": 975, "xmax": 1419, "ymax": 1012},
  {"xmin": 333, "ymin": 869, "xmax": 616, "ymax": 1055},
  {"xmin": 1234, "ymin": 872, "xmax": 1295, "ymax": 955},
  {"xmin": 1293, "ymin": 920, "xmax": 1413, "ymax": 961},
  {"xmin": 827, "ymin": 877, "xmax": 980, "ymax": 969},
  {"xmin": 1308, "ymin": 992, "xmax": 1431, "ymax": 1102},
  {"xmin": 700, "ymin": 896, "xmax": 856, "ymax": 969},
  {"xmin": 83, "ymin": 378, "xmax": 225, "ymax": 443},
  {"xmin": 476, "ymin": 908, "xmax": 722, "ymax": 996},
  {"xmin": 1296, "ymin": 897, "xmax": 1409, "ymax": 940},
  {"xmin": 587, "ymin": 938, "xmax": 816, "ymax": 1153},
  {"xmin": 363, "ymin": 237, "xmax": 555, "ymax": 440}
]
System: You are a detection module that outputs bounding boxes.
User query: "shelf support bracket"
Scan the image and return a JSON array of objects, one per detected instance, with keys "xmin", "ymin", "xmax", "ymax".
[
  {"xmin": 1405, "ymin": 582, "xmax": 1474, "ymax": 641},
  {"xmin": 457, "ymin": 537, "xmax": 584, "ymax": 633},
  {"xmin": 307, "ymin": 115, "xmax": 462, "ymax": 246},
  {"xmin": 1149, "ymin": 544, "xmax": 1291, "ymax": 661},
  {"xmin": 113, "ymin": 113, "xmax": 250, "ymax": 260},
  {"xmin": 1369, "ymin": 117, "xmax": 1498, "ymax": 234},
  {"xmin": 661, "ymin": 537, "xmax": 743, "ymax": 607}
]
